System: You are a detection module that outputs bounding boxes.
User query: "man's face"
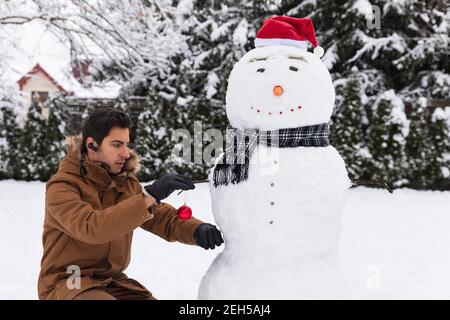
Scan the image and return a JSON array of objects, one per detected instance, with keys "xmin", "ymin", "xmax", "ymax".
[{"xmin": 89, "ymin": 127, "xmax": 131, "ymax": 174}]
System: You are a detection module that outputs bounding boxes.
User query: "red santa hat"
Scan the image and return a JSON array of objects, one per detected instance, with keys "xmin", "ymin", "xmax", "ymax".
[{"xmin": 254, "ymin": 16, "xmax": 324, "ymax": 57}]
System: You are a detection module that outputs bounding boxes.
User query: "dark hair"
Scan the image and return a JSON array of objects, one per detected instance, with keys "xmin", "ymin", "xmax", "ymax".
[{"xmin": 81, "ymin": 107, "xmax": 132, "ymax": 154}]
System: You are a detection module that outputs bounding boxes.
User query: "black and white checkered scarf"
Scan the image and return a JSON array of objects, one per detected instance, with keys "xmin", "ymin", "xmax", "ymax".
[{"xmin": 213, "ymin": 123, "xmax": 330, "ymax": 187}]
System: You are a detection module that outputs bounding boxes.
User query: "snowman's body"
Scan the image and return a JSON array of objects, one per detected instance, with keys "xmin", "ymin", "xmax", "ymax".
[{"xmin": 198, "ymin": 45, "xmax": 353, "ymax": 299}]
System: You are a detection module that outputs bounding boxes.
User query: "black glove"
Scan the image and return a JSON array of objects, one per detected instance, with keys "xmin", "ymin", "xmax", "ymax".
[
  {"xmin": 194, "ymin": 223, "xmax": 224, "ymax": 250},
  {"xmin": 144, "ymin": 174, "xmax": 195, "ymax": 203}
]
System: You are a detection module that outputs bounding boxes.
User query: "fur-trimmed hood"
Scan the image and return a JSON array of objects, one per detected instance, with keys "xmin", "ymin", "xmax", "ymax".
[{"xmin": 65, "ymin": 135, "xmax": 141, "ymax": 176}]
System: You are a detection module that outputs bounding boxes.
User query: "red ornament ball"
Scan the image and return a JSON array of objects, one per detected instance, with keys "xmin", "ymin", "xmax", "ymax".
[{"xmin": 177, "ymin": 205, "xmax": 192, "ymax": 220}]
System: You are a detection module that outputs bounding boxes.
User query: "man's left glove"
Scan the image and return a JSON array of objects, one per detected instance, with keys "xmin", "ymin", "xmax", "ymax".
[
  {"xmin": 194, "ymin": 223, "xmax": 224, "ymax": 250},
  {"xmin": 144, "ymin": 174, "xmax": 195, "ymax": 204}
]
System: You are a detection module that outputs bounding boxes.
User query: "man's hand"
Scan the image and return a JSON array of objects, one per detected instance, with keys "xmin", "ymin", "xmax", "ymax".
[
  {"xmin": 144, "ymin": 174, "xmax": 195, "ymax": 204},
  {"xmin": 194, "ymin": 223, "xmax": 224, "ymax": 250}
]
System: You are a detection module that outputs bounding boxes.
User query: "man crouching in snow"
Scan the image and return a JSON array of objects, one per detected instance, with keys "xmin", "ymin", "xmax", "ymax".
[{"xmin": 38, "ymin": 107, "xmax": 223, "ymax": 300}]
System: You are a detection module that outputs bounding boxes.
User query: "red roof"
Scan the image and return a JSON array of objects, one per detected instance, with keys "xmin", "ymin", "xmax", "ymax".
[{"xmin": 17, "ymin": 63, "xmax": 70, "ymax": 95}]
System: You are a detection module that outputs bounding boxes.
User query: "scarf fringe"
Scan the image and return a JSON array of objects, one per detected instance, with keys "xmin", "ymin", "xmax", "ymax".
[{"xmin": 213, "ymin": 163, "xmax": 249, "ymax": 187}]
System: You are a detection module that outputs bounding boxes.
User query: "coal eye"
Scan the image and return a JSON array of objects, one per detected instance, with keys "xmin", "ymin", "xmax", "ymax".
[
  {"xmin": 289, "ymin": 66, "xmax": 298, "ymax": 72},
  {"xmin": 257, "ymin": 68, "xmax": 265, "ymax": 73}
]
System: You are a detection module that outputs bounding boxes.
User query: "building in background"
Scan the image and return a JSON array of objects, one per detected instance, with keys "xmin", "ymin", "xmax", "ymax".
[{"xmin": 17, "ymin": 63, "xmax": 71, "ymax": 119}]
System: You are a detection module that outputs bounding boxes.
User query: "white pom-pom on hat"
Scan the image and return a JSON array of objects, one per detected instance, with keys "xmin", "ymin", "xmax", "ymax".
[{"xmin": 313, "ymin": 46, "xmax": 324, "ymax": 58}]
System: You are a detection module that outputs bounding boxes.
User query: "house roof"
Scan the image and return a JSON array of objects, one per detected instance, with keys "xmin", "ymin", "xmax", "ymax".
[{"xmin": 17, "ymin": 63, "xmax": 70, "ymax": 95}]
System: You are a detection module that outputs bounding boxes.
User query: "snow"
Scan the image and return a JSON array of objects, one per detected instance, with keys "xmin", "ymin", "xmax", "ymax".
[
  {"xmin": 154, "ymin": 127, "xmax": 167, "ymax": 140},
  {"xmin": 206, "ymin": 72, "xmax": 219, "ymax": 99},
  {"xmin": 286, "ymin": 0, "xmax": 317, "ymax": 16},
  {"xmin": 432, "ymin": 72, "xmax": 450, "ymax": 87},
  {"xmin": 357, "ymin": 147, "xmax": 372, "ymax": 159},
  {"xmin": 210, "ymin": 21, "xmax": 234, "ymax": 42},
  {"xmin": 442, "ymin": 167, "xmax": 450, "ymax": 179},
  {"xmin": 176, "ymin": 0, "xmax": 194, "ymax": 16},
  {"xmin": 0, "ymin": 180, "xmax": 450, "ymax": 299},
  {"xmin": 322, "ymin": 43, "xmax": 337, "ymax": 70},
  {"xmin": 340, "ymin": 187, "xmax": 450, "ymax": 299},
  {"xmin": 176, "ymin": 96, "xmax": 192, "ymax": 107},
  {"xmin": 193, "ymin": 51, "xmax": 210, "ymax": 69},
  {"xmin": 375, "ymin": 89, "xmax": 410, "ymax": 138},
  {"xmin": 432, "ymin": 107, "xmax": 450, "ymax": 123},
  {"xmin": 350, "ymin": 31, "xmax": 407, "ymax": 62},
  {"xmin": 71, "ymin": 81, "xmax": 122, "ymax": 99},
  {"xmin": 232, "ymin": 19, "xmax": 249, "ymax": 47},
  {"xmin": 444, "ymin": 153, "xmax": 450, "ymax": 162},
  {"xmin": 352, "ymin": 0, "xmax": 375, "ymax": 20},
  {"xmin": 384, "ymin": 0, "xmax": 410, "ymax": 13},
  {"xmin": 420, "ymin": 13, "xmax": 430, "ymax": 23}
]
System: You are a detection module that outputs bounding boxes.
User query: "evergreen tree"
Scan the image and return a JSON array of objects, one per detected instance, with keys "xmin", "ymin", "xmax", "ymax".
[
  {"xmin": 0, "ymin": 111, "xmax": 5, "ymax": 179},
  {"xmin": 0, "ymin": 106, "xmax": 22, "ymax": 179},
  {"xmin": 133, "ymin": 87, "xmax": 174, "ymax": 181},
  {"xmin": 428, "ymin": 107, "xmax": 450, "ymax": 190},
  {"xmin": 18, "ymin": 100, "xmax": 47, "ymax": 181},
  {"xmin": 367, "ymin": 90, "xmax": 409, "ymax": 187},
  {"xmin": 0, "ymin": 107, "xmax": 9, "ymax": 179},
  {"xmin": 404, "ymin": 97, "xmax": 431, "ymax": 189},
  {"xmin": 42, "ymin": 96, "xmax": 71, "ymax": 180},
  {"xmin": 330, "ymin": 73, "xmax": 371, "ymax": 182}
]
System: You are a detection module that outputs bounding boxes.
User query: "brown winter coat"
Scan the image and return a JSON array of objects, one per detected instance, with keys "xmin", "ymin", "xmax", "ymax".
[{"xmin": 38, "ymin": 135, "xmax": 203, "ymax": 300}]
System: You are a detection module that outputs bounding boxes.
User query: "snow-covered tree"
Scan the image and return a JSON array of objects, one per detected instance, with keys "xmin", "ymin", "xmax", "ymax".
[
  {"xmin": 330, "ymin": 73, "xmax": 371, "ymax": 182},
  {"xmin": 404, "ymin": 97, "xmax": 432, "ymax": 189},
  {"xmin": 0, "ymin": 106, "xmax": 22, "ymax": 179},
  {"xmin": 1, "ymin": 0, "xmax": 185, "ymax": 90},
  {"xmin": 367, "ymin": 90, "xmax": 409, "ymax": 187},
  {"xmin": 133, "ymin": 87, "xmax": 173, "ymax": 181},
  {"xmin": 18, "ymin": 100, "xmax": 47, "ymax": 181},
  {"xmin": 428, "ymin": 107, "xmax": 450, "ymax": 190},
  {"xmin": 0, "ymin": 58, "xmax": 27, "ymax": 179},
  {"xmin": 42, "ymin": 96, "xmax": 71, "ymax": 180}
]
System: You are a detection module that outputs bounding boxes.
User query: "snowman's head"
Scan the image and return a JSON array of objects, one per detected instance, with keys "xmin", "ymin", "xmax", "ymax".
[{"xmin": 225, "ymin": 45, "xmax": 335, "ymax": 131}]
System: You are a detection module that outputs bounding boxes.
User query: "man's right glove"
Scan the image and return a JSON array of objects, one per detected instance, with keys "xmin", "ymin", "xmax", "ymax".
[
  {"xmin": 194, "ymin": 223, "xmax": 224, "ymax": 250},
  {"xmin": 144, "ymin": 174, "xmax": 195, "ymax": 204}
]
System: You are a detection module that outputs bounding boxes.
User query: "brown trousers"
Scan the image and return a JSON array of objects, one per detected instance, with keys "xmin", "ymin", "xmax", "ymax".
[{"xmin": 74, "ymin": 285, "xmax": 157, "ymax": 300}]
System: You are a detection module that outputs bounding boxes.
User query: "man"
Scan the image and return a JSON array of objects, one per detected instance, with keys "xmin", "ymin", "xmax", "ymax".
[{"xmin": 38, "ymin": 107, "xmax": 223, "ymax": 300}]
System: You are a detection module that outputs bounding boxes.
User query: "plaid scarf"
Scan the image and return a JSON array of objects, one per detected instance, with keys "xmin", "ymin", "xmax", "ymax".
[{"xmin": 213, "ymin": 123, "xmax": 330, "ymax": 187}]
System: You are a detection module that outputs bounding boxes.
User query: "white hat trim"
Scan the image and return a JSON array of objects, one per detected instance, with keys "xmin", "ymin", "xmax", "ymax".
[{"xmin": 254, "ymin": 38, "xmax": 309, "ymax": 50}]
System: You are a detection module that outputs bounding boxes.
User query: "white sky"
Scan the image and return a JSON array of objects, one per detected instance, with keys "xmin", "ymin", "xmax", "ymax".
[
  {"xmin": 5, "ymin": 21, "xmax": 69, "ymax": 82},
  {"xmin": 3, "ymin": 20, "xmax": 120, "ymax": 98}
]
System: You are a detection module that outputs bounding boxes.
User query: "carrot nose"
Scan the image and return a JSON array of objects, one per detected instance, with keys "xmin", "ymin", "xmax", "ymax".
[{"xmin": 273, "ymin": 85, "xmax": 283, "ymax": 96}]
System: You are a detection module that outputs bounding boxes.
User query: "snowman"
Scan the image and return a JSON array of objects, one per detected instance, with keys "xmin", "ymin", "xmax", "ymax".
[{"xmin": 198, "ymin": 16, "xmax": 353, "ymax": 299}]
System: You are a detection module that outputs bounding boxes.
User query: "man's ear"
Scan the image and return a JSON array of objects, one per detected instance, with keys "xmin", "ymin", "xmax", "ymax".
[{"xmin": 86, "ymin": 137, "xmax": 99, "ymax": 152}]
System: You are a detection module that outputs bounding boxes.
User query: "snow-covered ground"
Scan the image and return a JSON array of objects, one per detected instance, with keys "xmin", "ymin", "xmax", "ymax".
[{"xmin": 0, "ymin": 180, "xmax": 449, "ymax": 300}]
